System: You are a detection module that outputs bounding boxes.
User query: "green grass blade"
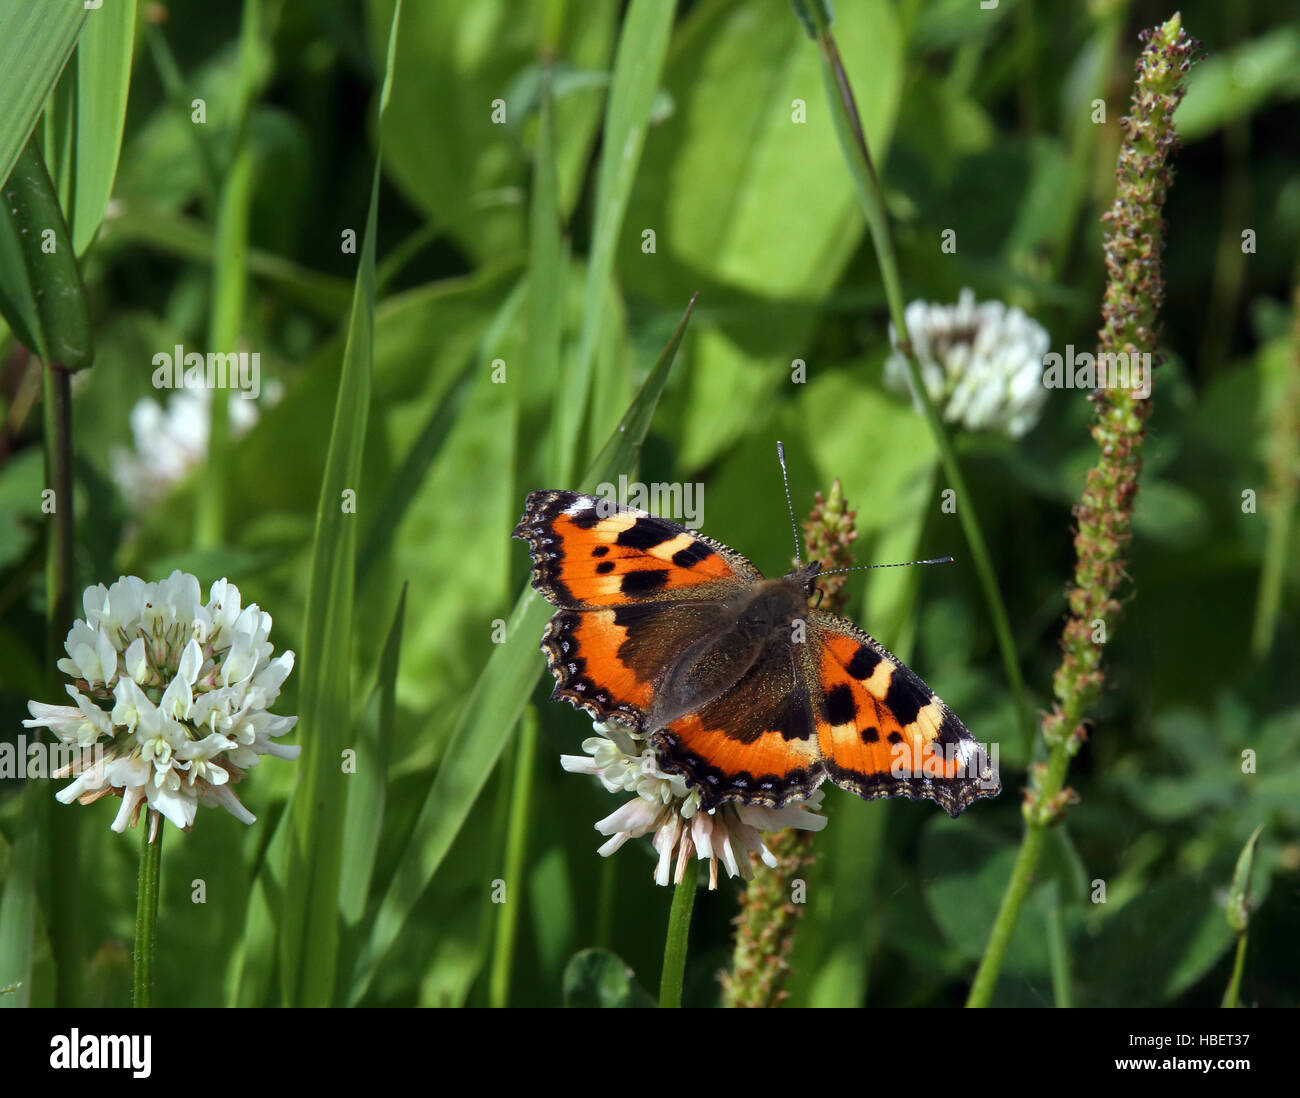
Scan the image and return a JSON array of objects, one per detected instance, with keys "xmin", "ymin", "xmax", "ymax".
[
  {"xmin": 0, "ymin": 0, "xmax": 85, "ymax": 188},
  {"xmin": 340, "ymin": 584, "xmax": 407, "ymax": 926},
  {"xmin": 0, "ymin": 136, "xmax": 93, "ymax": 367},
  {"xmin": 0, "ymin": 784, "xmax": 42, "ymax": 1008},
  {"xmin": 529, "ymin": 66, "xmax": 564, "ymax": 453},
  {"xmin": 278, "ymin": 0, "xmax": 404, "ymax": 1007},
  {"xmin": 488, "ymin": 705, "xmax": 538, "ymax": 1007},
  {"xmin": 550, "ymin": 0, "xmax": 675, "ymax": 485},
  {"xmin": 348, "ymin": 291, "xmax": 699, "ymax": 1004},
  {"xmin": 70, "ymin": 0, "xmax": 138, "ymax": 253},
  {"xmin": 226, "ymin": 818, "xmax": 287, "ymax": 1006}
]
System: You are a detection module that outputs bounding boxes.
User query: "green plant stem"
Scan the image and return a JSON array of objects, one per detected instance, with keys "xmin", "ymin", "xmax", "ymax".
[
  {"xmin": 1221, "ymin": 824, "xmax": 1261, "ymax": 1007},
  {"xmin": 42, "ymin": 362, "xmax": 80, "ymax": 1007},
  {"xmin": 1253, "ymin": 490, "xmax": 1295, "ymax": 657},
  {"xmin": 967, "ymin": 743, "xmax": 1066, "ymax": 1003},
  {"xmin": 1045, "ymin": 893, "xmax": 1072, "ymax": 1008},
  {"xmin": 967, "ymin": 14, "xmax": 1200, "ymax": 1007},
  {"xmin": 658, "ymin": 856, "xmax": 699, "ymax": 1008},
  {"xmin": 133, "ymin": 814, "xmax": 164, "ymax": 1007},
  {"xmin": 1251, "ymin": 281, "xmax": 1300, "ymax": 659},
  {"xmin": 799, "ymin": 3, "xmax": 1034, "ymax": 751},
  {"xmin": 195, "ymin": 0, "xmax": 265, "ymax": 549},
  {"xmin": 1221, "ymin": 932, "xmax": 1247, "ymax": 1008},
  {"xmin": 724, "ymin": 481, "xmax": 855, "ymax": 1008},
  {"xmin": 489, "ymin": 708, "xmax": 538, "ymax": 1008},
  {"xmin": 42, "ymin": 364, "xmax": 74, "ymax": 677},
  {"xmin": 196, "ymin": 144, "xmax": 255, "ymax": 549}
]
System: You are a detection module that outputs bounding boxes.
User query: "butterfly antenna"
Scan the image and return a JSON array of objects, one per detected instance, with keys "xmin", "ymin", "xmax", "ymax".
[
  {"xmin": 776, "ymin": 441, "xmax": 802, "ymax": 567},
  {"xmin": 819, "ymin": 556, "xmax": 954, "ymax": 576}
]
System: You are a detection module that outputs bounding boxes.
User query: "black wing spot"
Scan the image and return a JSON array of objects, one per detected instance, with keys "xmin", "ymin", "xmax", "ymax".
[
  {"xmin": 595, "ymin": 560, "xmax": 615, "ymax": 575},
  {"xmin": 883, "ymin": 674, "xmax": 927, "ymax": 727},
  {"xmin": 616, "ymin": 517, "xmax": 675, "ymax": 550},
  {"xmin": 861, "ymin": 725, "xmax": 880, "ymax": 743},
  {"xmin": 822, "ymin": 683, "xmax": 857, "ymax": 725},
  {"xmin": 846, "ymin": 645, "xmax": 882, "ymax": 680},
  {"xmin": 671, "ymin": 541, "xmax": 714, "ymax": 568},
  {"xmin": 620, "ymin": 569, "xmax": 669, "ymax": 595},
  {"xmin": 887, "ymin": 730, "xmax": 903, "ymax": 744},
  {"xmin": 591, "ymin": 546, "xmax": 609, "ymax": 558}
]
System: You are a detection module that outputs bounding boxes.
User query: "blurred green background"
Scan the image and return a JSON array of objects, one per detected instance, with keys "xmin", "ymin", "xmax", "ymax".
[{"xmin": 1, "ymin": 0, "xmax": 1298, "ymax": 1007}]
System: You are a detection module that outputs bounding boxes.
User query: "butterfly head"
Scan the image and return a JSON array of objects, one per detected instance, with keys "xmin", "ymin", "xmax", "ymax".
[{"xmin": 787, "ymin": 559, "xmax": 824, "ymax": 600}]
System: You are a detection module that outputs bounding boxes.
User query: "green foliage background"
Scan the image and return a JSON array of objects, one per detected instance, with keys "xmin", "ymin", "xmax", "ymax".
[{"xmin": 0, "ymin": 0, "xmax": 1297, "ymax": 1007}]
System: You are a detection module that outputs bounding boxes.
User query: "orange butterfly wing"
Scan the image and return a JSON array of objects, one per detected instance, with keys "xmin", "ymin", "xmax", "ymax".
[
  {"xmin": 514, "ymin": 490, "xmax": 757, "ymax": 726},
  {"xmin": 808, "ymin": 616, "xmax": 1000, "ymax": 817}
]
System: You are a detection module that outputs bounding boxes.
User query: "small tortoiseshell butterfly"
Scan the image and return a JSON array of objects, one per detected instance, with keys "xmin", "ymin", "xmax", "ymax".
[{"xmin": 514, "ymin": 484, "xmax": 999, "ymax": 817}]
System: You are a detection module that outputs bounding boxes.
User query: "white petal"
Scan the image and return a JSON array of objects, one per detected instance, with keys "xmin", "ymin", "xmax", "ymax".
[
  {"xmin": 177, "ymin": 638, "xmax": 203, "ymax": 685},
  {"xmin": 111, "ymin": 788, "xmax": 145, "ymax": 833},
  {"xmin": 595, "ymin": 798, "xmax": 657, "ymax": 838},
  {"xmin": 124, "ymin": 637, "xmax": 149, "ymax": 682},
  {"xmin": 201, "ymin": 783, "xmax": 255, "ymax": 825},
  {"xmin": 146, "ymin": 782, "xmax": 196, "ymax": 830}
]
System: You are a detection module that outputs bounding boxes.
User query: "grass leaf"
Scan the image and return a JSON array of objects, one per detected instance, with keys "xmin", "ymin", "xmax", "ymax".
[
  {"xmin": 278, "ymin": 0, "xmax": 403, "ymax": 1007},
  {"xmin": 0, "ymin": 0, "xmax": 85, "ymax": 188},
  {"xmin": 550, "ymin": 0, "xmax": 676, "ymax": 485},
  {"xmin": 340, "ymin": 584, "xmax": 406, "ymax": 926},
  {"xmin": 70, "ymin": 0, "xmax": 138, "ymax": 253},
  {"xmin": 348, "ymin": 291, "xmax": 698, "ymax": 1003}
]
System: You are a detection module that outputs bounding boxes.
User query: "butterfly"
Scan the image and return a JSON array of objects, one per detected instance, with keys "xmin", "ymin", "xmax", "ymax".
[{"xmin": 513, "ymin": 489, "xmax": 999, "ymax": 817}]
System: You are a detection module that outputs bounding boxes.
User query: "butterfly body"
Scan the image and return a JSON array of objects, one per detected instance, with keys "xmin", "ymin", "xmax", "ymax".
[{"xmin": 514, "ymin": 489, "xmax": 999, "ymax": 816}]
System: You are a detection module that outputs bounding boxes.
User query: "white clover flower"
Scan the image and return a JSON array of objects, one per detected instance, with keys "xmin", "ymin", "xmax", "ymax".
[
  {"xmin": 884, "ymin": 287, "xmax": 1052, "ymax": 438},
  {"xmin": 24, "ymin": 571, "xmax": 299, "ymax": 834},
  {"xmin": 562, "ymin": 720, "xmax": 827, "ymax": 891},
  {"xmin": 110, "ymin": 380, "xmax": 282, "ymax": 511}
]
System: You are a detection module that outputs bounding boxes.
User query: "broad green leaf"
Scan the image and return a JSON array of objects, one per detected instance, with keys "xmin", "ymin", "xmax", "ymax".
[
  {"xmin": 622, "ymin": 0, "xmax": 904, "ymax": 469},
  {"xmin": 348, "ymin": 292, "xmax": 698, "ymax": 1003},
  {"xmin": 0, "ymin": 0, "xmax": 85, "ymax": 188},
  {"xmin": 921, "ymin": 816, "xmax": 1053, "ymax": 979},
  {"xmin": 0, "ymin": 136, "xmax": 93, "ymax": 366},
  {"xmin": 1081, "ymin": 876, "xmax": 1236, "ymax": 1005},
  {"xmin": 563, "ymin": 948, "xmax": 655, "ymax": 1008},
  {"xmin": 279, "ymin": 0, "xmax": 403, "ymax": 1008},
  {"xmin": 367, "ymin": 0, "xmax": 617, "ymax": 262},
  {"xmin": 1177, "ymin": 26, "xmax": 1300, "ymax": 141}
]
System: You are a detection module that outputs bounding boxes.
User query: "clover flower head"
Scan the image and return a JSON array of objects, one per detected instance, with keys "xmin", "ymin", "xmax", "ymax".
[
  {"xmin": 24, "ymin": 571, "xmax": 299, "ymax": 834},
  {"xmin": 111, "ymin": 380, "xmax": 281, "ymax": 511},
  {"xmin": 561, "ymin": 720, "xmax": 827, "ymax": 890},
  {"xmin": 884, "ymin": 288, "xmax": 1051, "ymax": 438}
]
